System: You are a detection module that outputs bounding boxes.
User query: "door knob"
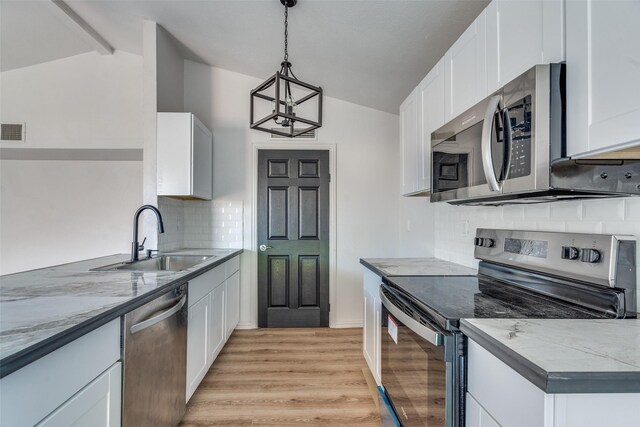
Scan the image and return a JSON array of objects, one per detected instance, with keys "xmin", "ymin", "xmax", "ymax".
[{"xmin": 259, "ymin": 244, "xmax": 272, "ymax": 252}]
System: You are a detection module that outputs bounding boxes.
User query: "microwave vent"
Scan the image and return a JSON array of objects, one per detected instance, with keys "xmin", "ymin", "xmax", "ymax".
[{"xmin": 1, "ymin": 123, "xmax": 25, "ymax": 142}]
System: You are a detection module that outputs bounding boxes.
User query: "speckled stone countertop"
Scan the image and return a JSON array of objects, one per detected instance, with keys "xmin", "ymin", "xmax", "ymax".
[
  {"xmin": 461, "ymin": 318, "xmax": 640, "ymax": 393},
  {"xmin": 0, "ymin": 248, "xmax": 242, "ymax": 378},
  {"xmin": 360, "ymin": 257, "xmax": 477, "ymax": 277}
]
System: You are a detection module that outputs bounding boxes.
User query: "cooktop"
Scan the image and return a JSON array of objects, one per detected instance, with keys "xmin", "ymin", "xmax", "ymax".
[{"xmin": 384, "ymin": 275, "xmax": 606, "ymax": 331}]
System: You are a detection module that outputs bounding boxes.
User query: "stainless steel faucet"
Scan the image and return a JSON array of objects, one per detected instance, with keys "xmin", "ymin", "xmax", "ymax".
[{"xmin": 131, "ymin": 205, "xmax": 165, "ymax": 262}]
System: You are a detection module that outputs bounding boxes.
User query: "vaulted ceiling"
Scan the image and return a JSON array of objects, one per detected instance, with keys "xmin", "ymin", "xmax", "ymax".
[{"xmin": 1, "ymin": 0, "xmax": 489, "ymax": 114}]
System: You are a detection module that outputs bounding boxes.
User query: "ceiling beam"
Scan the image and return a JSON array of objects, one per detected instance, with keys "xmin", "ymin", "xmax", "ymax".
[{"xmin": 48, "ymin": 0, "xmax": 114, "ymax": 55}]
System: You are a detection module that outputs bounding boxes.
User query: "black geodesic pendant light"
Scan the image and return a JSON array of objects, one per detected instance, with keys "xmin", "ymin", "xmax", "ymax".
[{"xmin": 250, "ymin": 0, "xmax": 323, "ymax": 138}]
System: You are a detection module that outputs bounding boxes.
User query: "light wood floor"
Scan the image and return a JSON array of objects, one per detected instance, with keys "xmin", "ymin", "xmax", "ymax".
[{"xmin": 179, "ymin": 328, "xmax": 381, "ymax": 426}]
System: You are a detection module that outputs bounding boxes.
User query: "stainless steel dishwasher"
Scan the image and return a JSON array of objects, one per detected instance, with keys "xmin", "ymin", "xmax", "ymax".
[{"xmin": 123, "ymin": 283, "xmax": 188, "ymax": 427}]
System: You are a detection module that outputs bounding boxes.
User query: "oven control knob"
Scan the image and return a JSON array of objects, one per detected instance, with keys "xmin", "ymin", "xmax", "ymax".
[
  {"xmin": 482, "ymin": 238, "xmax": 495, "ymax": 248},
  {"xmin": 474, "ymin": 237, "xmax": 484, "ymax": 247},
  {"xmin": 580, "ymin": 248, "xmax": 601, "ymax": 263},
  {"xmin": 561, "ymin": 246, "xmax": 579, "ymax": 260}
]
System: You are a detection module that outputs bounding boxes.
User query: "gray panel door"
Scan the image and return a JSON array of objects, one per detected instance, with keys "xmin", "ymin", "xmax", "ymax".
[{"xmin": 258, "ymin": 150, "xmax": 330, "ymax": 327}]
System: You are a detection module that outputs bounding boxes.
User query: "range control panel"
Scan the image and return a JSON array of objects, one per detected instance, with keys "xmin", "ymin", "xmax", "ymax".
[{"xmin": 473, "ymin": 228, "xmax": 636, "ymax": 288}]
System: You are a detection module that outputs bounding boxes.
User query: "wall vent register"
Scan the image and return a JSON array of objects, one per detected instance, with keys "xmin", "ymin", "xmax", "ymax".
[{"xmin": 1, "ymin": 123, "xmax": 25, "ymax": 142}]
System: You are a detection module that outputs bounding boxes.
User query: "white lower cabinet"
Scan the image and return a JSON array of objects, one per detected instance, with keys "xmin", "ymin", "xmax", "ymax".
[
  {"xmin": 186, "ymin": 255, "xmax": 241, "ymax": 402},
  {"xmin": 362, "ymin": 268, "xmax": 382, "ymax": 385},
  {"xmin": 208, "ymin": 283, "xmax": 226, "ymax": 362},
  {"xmin": 37, "ymin": 362, "xmax": 121, "ymax": 427},
  {"xmin": 466, "ymin": 392, "xmax": 501, "ymax": 427},
  {"xmin": 225, "ymin": 270, "xmax": 240, "ymax": 341},
  {"xmin": 0, "ymin": 319, "xmax": 121, "ymax": 427},
  {"xmin": 467, "ymin": 339, "xmax": 640, "ymax": 427},
  {"xmin": 186, "ymin": 293, "xmax": 210, "ymax": 400}
]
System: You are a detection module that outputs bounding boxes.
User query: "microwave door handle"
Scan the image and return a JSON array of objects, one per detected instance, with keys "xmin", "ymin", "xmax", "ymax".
[
  {"xmin": 481, "ymin": 95, "xmax": 504, "ymax": 192},
  {"xmin": 502, "ymin": 108, "xmax": 513, "ymax": 181}
]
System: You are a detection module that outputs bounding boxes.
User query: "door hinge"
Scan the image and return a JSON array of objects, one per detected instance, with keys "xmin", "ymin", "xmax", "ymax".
[
  {"xmin": 329, "ymin": 173, "xmax": 331, "ymax": 182},
  {"xmin": 329, "ymin": 303, "xmax": 331, "ymax": 312}
]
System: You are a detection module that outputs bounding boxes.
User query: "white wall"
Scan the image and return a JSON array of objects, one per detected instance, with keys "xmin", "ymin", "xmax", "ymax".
[
  {"xmin": 0, "ymin": 51, "xmax": 143, "ymax": 274},
  {"xmin": 182, "ymin": 60, "xmax": 400, "ymax": 327},
  {"xmin": 141, "ymin": 22, "xmax": 187, "ymax": 251},
  {"xmin": 431, "ymin": 198, "xmax": 640, "ymax": 308}
]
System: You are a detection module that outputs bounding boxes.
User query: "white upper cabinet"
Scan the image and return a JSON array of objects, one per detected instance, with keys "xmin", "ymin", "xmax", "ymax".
[
  {"xmin": 444, "ymin": 10, "xmax": 487, "ymax": 122},
  {"xmin": 486, "ymin": 0, "xmax": 564, "ymax": 94},
  {"xmin": 417, "ymin": 57, "xmax": 445, "ymax": 193},
  {"xmin": 157, "ymin": 112, "xmax": 213, "ymax": 200},
  {"xmin": 566, "ymin": 0, "xmax": 640, "ymax": 157},
  {"xmin": 400, "ymin": 89, "xmax": 419, "ymax": 196}
]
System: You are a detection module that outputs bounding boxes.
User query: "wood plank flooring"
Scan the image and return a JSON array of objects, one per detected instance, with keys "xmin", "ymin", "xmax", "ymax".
[{"xmin": 179, "ymin": 328, "xmax": 381, "ymax": 426}]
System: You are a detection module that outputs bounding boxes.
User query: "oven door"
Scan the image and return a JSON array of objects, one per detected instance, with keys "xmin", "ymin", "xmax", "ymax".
[{"xmin": 379, "ymin": 287, "xmax": 454, "ymax": 427}]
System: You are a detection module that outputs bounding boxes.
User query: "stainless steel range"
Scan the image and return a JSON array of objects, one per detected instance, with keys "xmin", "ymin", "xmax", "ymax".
[{"xmin": 379, "ymin": 229, "xmax": 637, "ymax": 427}]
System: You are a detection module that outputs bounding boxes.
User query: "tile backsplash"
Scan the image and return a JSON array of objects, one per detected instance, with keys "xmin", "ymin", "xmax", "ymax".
[
  {"xmin": 432, "ymin": 197, "xmax": 640, "ymax": 308},
  {"xmin": 157, "ymin": 197, "xmax": 184, "ymax": 251},
  {"xmin": 159, "ymin": 198, "xmax": 243, "ymax": 251},
  {"xmin": 433, "ymin": 197, "xmax": 640, "ymax": 267}
]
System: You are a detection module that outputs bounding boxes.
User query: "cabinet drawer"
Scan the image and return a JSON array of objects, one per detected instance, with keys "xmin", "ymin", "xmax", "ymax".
[
  {"xmin": 225, "ymin": 256, "xmax": 240, "ymax": 278},
  {"xmin": 0, "ymin": 319, "xmax": 120, "ymax": 427},
  {"xmin": 189, "ymin": 265, "xmax": 225, "ymax": 306},
  {"xmin": 467, "ymin": 339, "xmax": 545, "ymax": 427},
  {"xmin": 36, "ymin": 362, "xmax": 121, "ymax": 427}
]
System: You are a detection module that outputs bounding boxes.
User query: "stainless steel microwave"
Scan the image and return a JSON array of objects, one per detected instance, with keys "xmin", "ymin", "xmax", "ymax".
[{"xmin": 431, "ymin": 63, "xmax": 640, "ymax": 205}]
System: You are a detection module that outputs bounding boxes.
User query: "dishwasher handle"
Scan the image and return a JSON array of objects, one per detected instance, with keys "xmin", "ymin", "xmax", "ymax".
[{"xmin": 130, "ymin": 295, "xmax": 187, "ymax": 334}]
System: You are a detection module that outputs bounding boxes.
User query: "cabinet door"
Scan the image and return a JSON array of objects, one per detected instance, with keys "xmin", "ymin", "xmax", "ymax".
[
  {"xmin": 373, "ymin": 292, "xmax": 381, "ymax": 383},
  {"xmin": 486, "ymin": 0, "xmax": 564, "ymax": 94},
  {"xmin": 566, "ymin": 0, "xmax": 640, "ymax": 157},
  {"xmin": 157, "ymin": 113, "xmax": 192, "ymax": 197},
  {"xmin": 400, "ymin": 89, "xmax": 419, "ymax": 195},
  {"xmin": 468, "ymin": 339, "xmax": 545, "ymax": 427},
  {"xmin": 186, "ymin": 294, "xmax": 209, "ymax": 401},
  {"xmin": 191, "ymin": 115, "xmax": 213, "ymax": 200},
  {"xmin": 208, "ymin": 284, "xmax": 226, "ymax": 364},
  {"xmin": 445, "ymin": 10, "xmax": 487, "ymax": 122},
  {"xmin": 37, "ymin": 362, "xmax": 121, "ymax": 427},
  {"xmin": 417, "ymin": 58, "xmax": 445, "ymax": 192},
  {"xmin": 363, "ymin": 289, "xmax": 375, "ymax": 373},
  {"xmin": 362, "ymin": 268, "xmax": 382, "ymax": 385},
  {"xmin": 225, "ymin": 270, "xmax": 240, "ymax": 341}
]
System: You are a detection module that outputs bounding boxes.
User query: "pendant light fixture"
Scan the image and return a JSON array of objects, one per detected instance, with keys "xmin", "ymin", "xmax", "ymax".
[{"xmin": 250, "ymin": 0, "xmax": 323, "ymax": 138}]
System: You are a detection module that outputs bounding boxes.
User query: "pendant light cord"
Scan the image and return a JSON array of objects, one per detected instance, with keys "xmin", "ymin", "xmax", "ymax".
[{"xmin": 283, "ymin": 5, "xmax": 289, "ymax": 63}]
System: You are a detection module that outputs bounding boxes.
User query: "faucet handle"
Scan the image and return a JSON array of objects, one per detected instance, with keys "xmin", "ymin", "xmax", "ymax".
[{"xmin": 137, "ymin": 237, "xmax": 147, "ymax": 251}]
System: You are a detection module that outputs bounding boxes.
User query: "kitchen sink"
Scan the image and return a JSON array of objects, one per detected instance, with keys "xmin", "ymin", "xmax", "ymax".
[{"xmin": 92, "ymin": 255, "xmax": 213, "ymax": 272}]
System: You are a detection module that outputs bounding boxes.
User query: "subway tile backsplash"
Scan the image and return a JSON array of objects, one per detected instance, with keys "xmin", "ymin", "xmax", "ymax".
[
  {"xmin": 434, "ymin": 197, "xmax": 640, "ymax": 267},
  {"xmin": 159, "ymin": 198, "xmax": 243, "ymax": 251},
  {"xmin": 157, "ymin": 197, "xmax": 185, "ymax": 251},
  {"xmin": 433, "ymin": 197, "xmax": 640, "ymax": 306}
]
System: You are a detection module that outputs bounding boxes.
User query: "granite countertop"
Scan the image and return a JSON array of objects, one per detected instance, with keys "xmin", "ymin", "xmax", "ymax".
[
  {"xmin": 461, "ymin": 318, "xmax": 640, "ymax": 393},
  {"xmin": 360, "ymin": 257, "xmax": 477, "ymax": 277},
  {"xmin": 0, "ymin": 248, "xmax": 242, "ymax": 378}
]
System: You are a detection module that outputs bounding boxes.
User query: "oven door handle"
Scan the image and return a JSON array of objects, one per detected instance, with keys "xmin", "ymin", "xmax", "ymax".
[
  {"xmin": 380, "ymin": 289, "xmax": 443, "ymax": 347},
  {"xmin": 481, "ymin": 95, "xmax": 504, "ymax": 192}
]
